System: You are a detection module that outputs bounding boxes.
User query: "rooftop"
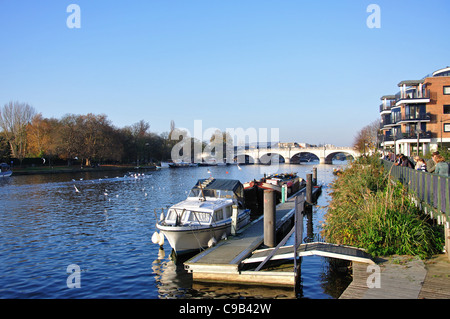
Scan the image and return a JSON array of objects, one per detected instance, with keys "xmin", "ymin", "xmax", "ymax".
[
  {"xmin": 397, "ymin": 79, "xmax": 425, "ymax": 87},
  {"xmin": 380, "ymin": 95, "xmax": 396, "ymax": 100},
  {"xmin": 432, "ymin": 66, "xmax": 450, "ymax": 77}
]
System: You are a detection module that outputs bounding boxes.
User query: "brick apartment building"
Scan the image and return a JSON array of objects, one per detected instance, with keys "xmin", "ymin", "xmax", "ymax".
[{"xmin": 380, "ymin": 67, "xmax": 450, "ymax": 156}]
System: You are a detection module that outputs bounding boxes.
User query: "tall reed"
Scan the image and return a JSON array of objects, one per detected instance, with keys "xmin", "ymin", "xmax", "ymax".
[{"xmin": 322, "ymin": 156, "xmax": 443, "ymax": 259}]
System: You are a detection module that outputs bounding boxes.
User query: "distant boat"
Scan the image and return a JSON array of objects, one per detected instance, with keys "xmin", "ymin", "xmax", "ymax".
[
  {"xmin": 0, "ymin": 163, "xmax": 12, "ymax": 178},
  {"xmin": 199, "ymin": 158, "xmax": 228, "ymax": 166},
  {"xmin": 169, "ymin": 161, "xmax": 191, "ymax": 168},
  {"xmin": 155, "ymin": 178, "xmax": 251, "ymax": 254}
]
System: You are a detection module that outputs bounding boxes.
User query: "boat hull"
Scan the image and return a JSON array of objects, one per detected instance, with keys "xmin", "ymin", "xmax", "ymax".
[
  {"xmin": 157, "ymin": 211, "xmax": 250, "ymax": 254},
  {"xmin": 0, "ymin": 171, "xmax": 12, "ymax": 178}
]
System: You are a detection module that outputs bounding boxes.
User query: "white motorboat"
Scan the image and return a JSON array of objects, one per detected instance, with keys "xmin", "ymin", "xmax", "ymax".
[
  {"xmin": 155, "ymin": 178, "xmax": 251, "ymax": 254},
  {"xmin": 0, "ymin": 163, "xmax": 12, "ymax": 178}
]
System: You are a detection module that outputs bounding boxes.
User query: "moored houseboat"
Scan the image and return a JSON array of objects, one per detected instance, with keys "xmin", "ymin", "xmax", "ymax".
[{"xmin": 243, "ymin": 173, "xmax": 304, "ymax": 215}]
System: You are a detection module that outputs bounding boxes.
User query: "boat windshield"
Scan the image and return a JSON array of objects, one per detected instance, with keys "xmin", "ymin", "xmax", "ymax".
[
  {"xmin": 165, "ymin": 209, "xmax": 211, "ymax": 225},
  {"xmin": 165, "ymin": 209, "xmax": 181, "ymax": 222},
  {"xmin": 188, "ymin": 188, "xmax": 234, "ymax": 199}
]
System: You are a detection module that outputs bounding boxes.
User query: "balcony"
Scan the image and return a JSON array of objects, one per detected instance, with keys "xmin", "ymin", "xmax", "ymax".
[
  {"xmin": 379, "ymin": 113, "xmax": 430, "ymax": 130},
  {"xmin": 396, "ymin": 112, "xmax": 431, "ymax": 124},
  {"xmin": 379, "ymin": 100, "xmax": 397, "ymax": 114},
  {"xmin": 380, "ymin": 119, "xmax": 398, "ymax": 130},
  {"xmin": 383, "ymin": 131, "xmax": 432, "ymax": 142},
  {"xmin": 395, "ymin": 89, "xmax": 430, "ymax": 106}
]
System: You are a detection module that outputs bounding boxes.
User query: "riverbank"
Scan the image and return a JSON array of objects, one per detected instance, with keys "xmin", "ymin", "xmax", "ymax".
[
  {"xmin": 322, "ymin": 155, "xmax": 444, "ymax": 259},
  {"xmin": 10, "ymin": 164, "xmax": 157, "ymax": 176}
]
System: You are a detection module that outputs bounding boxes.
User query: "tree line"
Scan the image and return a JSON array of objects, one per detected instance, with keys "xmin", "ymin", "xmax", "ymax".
[{"xmin": 0, "ymin": 101, "xmax": 194, "ymax": 167}]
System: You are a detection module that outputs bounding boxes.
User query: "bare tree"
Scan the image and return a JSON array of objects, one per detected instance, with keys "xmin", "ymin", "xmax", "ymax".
[
  {"xmin": 0, "ymin": 101, "xmax": 36, "ymax": 163},
  {"xmin": 353, "ymin": 120, "xmax": 380, "ymax": 154}
]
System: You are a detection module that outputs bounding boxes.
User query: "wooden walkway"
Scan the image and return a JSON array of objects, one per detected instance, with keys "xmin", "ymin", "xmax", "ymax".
[
  {"xmin": 340, "ymin": 255, "xmax": 450, "ymax": 299},
  {"xmin": 184, "ymin": 187, "xmax": 322, "ymax": 286},
  {"xmin": 419, "ymin": 255, "xmax": 450, "ymax": 299}
]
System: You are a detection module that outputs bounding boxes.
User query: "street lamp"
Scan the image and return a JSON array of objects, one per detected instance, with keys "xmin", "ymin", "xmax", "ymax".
[{"xmin": 416, "ymin": 126, "xmax": 422, "ymax": 156}]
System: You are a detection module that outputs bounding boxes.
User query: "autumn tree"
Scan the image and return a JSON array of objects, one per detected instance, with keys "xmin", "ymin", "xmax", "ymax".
[
  {"xmin": 0, "ymin": 133, "xmax": 10, "ymax": 161},
  {"xmin": 353, "ymin": 120, "xmax": 380, "ymax": 155},
  {"xmin": 57, "ymin": 114, "xmax": 83, "ymax": 165},
  {"xmin": 0, "ymin": 101, "xmax": 36, "ymax": 164},
  {"xmin": 26, "ymin": 114, "xmax": 60, "ymax": 160},
  {"xmin": 74, "ymin": 114, "xmax": 122, "ymax": 166}
]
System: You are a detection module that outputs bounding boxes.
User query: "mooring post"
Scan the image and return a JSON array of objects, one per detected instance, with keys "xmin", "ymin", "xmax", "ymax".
[
  {"xmin": 313, "ymin": 167, "xmax": 317, "ymax": 186},
  {"xmin": 306, "ymin": 173, "xmax": 313, "ymax": 205},
  {"xmin": 281, "ymin": 185, "xmax": 287, "ymax": 203},
  {"xmin": 231, "ymin": 205, "xmax": 238, "ymax": 236},
  {"xmin": 446, "ymin": 221, "xmax": 450, "ymax": 262},
  {"xmin": 264, "ymin": 189, "xmax": 276, "ymax": 248}
]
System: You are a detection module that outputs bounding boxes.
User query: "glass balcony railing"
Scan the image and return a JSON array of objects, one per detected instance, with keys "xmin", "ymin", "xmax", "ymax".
[
  {"xmin": 380, "ymin": 113, "xmax": 430, "ymax": 130},
  {"xmin": 397, "ymin": 113, "xmax": 431, "ymax": 123},
  {"xmin": 395, "ymin": 89, "xmax": 430, "ymax": 103},
  {"xmin": 382, "ymin": 131, "xmax": 432, "ymax": 142},
  {"xmin": 379, "ymin": 101, "xmax": 396, "ymax": 113}
]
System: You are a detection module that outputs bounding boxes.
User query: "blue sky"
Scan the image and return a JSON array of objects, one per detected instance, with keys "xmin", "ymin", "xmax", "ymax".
[{"xmin": 1, "ymin": 1, "xmax": 449, "ymax": 146}]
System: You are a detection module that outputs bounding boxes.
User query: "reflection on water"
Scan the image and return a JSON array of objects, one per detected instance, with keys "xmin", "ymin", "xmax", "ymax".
[{"xmin": 0, "ymin": 162, "xmax": 350, "ymax": 298}]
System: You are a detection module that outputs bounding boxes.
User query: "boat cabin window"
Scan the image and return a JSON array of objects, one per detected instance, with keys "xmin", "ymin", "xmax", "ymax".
[
  {"xmin": 224, "ymin": 206, "xmax": 232, "ymax": 218},
  {"xmin": 187, "ymin": 211, "xmax": 211, "ymax": 223},
  {"xmin": 213, "ymin": 209, "xmax": 223, "ymax": 222}
]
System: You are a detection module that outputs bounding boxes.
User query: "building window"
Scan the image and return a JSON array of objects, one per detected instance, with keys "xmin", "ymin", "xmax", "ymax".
[
  {"xmin": 444, "ymin": 105, "xmax": 450, "ymax": 114},
  {"xmin": 405, "ymin": 104, "xmax": 425, "ymax": 119},
  {"xmin": 444, "ymin": 123, "xmax": 450, "ymax": 132},
  {"xmin": 444, "ymin": 86, "xmax": 450, "ymax": 95}
]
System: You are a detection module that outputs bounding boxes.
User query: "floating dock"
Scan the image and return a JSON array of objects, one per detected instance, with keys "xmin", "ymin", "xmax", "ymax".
[{"xmin": 184, "ymin": 186, "xmax": 322, "ymax": 287}]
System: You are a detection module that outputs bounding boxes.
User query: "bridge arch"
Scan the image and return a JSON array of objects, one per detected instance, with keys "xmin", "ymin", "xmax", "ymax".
[
  {"xmin": 234, "ymin": 154, "xmax": 256, "ymax": 164},
  {"xmin": 290, "ymin": 152, "xmax": 320, "ymax": 164},
  {"xmin": 324, "ymin": 151, "xmax": 357, "ymax": 164},
  {"xmin": 258, "ymin": 152, "xmax": 285, "ymax": 165}
]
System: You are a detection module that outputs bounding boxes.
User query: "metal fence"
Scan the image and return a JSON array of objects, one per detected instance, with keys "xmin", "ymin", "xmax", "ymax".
[{"xmin": 382, "ymin": 160, "xmax": 450, "ymax": 218}]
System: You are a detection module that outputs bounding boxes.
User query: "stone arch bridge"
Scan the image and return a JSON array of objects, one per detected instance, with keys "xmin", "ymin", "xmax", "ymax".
[{"xmin": 238, "ymin": 146, "xmax": 359, "ymax": 165}]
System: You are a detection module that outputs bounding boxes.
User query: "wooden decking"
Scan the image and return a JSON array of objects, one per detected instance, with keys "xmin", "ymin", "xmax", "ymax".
[
  {"xmin": 340, "ymin": 255, "xmax": 450, "ymax": 299},
  {"xmin": 419, "ymin": 255, "xmax": 450, "ymax": 299}
]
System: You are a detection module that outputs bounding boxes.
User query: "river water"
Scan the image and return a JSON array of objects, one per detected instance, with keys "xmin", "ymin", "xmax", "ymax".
[{"xmin": 0, "ymin": 161, "xmax": 350, "ymax": 299}]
